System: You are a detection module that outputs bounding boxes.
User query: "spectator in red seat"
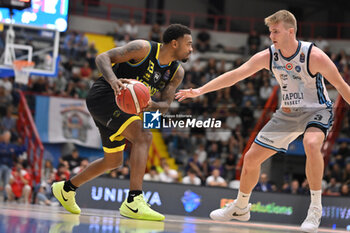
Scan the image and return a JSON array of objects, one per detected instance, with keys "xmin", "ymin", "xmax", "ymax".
[
  {"xmin": 5, "ymin": 163, "xmax": 31, "ymax": 204},
  {"xmin": 0, "ymin": 131, "xmax": 26, "ymax": 200},
  {"xmin": 80, "ymin": 61, "xmax": 92, "ymax": 80},
  {"xmin": 55, "ymin": 163, "xmax": 70, "ymax": 182}
]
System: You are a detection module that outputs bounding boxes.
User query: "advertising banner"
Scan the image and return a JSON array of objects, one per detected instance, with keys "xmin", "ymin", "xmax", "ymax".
[
  {"xmin": 77, "ymin": 178, "xmax": 350, "ymax": 230},
  {"xmin": 35, "ymin": 95, "xmax": 101, "ymax": 149}
]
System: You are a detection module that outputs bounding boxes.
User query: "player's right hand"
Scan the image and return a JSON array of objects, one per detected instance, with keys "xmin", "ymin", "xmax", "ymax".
[
  {"xmin": 175, "ymin": 88, "xmax": 201, "ymax": 102},
  {"xmin": 110, "ymin": 78, "xmax": 132, "ymax": 96}
]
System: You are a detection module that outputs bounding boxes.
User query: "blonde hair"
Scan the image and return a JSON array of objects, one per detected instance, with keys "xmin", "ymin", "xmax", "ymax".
[{"xmin": 265, "ymin": 10, "xmax": 297, "ymax": 34}]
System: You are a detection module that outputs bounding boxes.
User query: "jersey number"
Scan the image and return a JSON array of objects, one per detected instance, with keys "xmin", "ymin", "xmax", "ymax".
[{"xmin": 147, "ymin": 60, "xmax": 154, "ymax": 74}]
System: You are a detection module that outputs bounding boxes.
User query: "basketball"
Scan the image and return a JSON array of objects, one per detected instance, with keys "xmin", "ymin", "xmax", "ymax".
[{"xmin": 116, "ymin": 80, "xmax": 151, "ymax": 114}]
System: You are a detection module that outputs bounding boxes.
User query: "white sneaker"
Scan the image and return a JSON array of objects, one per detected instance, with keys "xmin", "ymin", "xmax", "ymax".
[
  {"xmin": 300, "ymin": 206, "xmax": 322, "ymax": 233},
  {"xmin": 210, "ymin": 200, "xmax": 251, "ymax": 221}
]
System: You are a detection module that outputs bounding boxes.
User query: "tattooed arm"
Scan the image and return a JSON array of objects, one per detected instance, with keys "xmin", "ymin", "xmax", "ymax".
[
  {"xmin": 95, "ymin": 40, "xmax": 150, "ymax": 95},
  {"xmin": 144, "ymin": 65, "xmax": 185, "ymax": 113}
]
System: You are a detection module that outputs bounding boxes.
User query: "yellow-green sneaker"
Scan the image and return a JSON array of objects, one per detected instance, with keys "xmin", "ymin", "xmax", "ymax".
[
  {"xmin": 119, "ymin": 194, "xmax": 165, "ymax": 221},
  {"xmin": 51, "ymin": 181, "xmax": 81, "ymax": 214}
]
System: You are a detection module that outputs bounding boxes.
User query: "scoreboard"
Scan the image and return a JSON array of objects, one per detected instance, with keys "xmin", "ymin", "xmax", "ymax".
[{"xmin": 0, "ymin": 0, "xmax": 69, "ymax": 31}]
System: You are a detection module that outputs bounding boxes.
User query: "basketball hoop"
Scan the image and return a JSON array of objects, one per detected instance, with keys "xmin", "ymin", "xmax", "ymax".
[{"xmin": 13, "ymin": 60, "xmax": 35, "ymax": 85}]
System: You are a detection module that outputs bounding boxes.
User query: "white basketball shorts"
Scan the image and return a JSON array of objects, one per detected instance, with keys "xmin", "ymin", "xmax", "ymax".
[{"xmin": 254, "ymin": 108, "xmax": 333, "ymax": 153}]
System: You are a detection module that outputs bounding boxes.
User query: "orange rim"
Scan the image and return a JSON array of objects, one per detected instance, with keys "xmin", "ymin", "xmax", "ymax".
[{"xmin": 13, "ymin": 60, "xmax": 35, "ymax": 70}]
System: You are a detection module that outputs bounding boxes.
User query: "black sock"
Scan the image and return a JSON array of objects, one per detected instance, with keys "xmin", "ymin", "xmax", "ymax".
[
  {"xmin": 127, "ymin": 190, "xmax": 142, "ymax": 203},
  {"xmin": 63, "ymin": 180, "xmax": 78, "ymax": 192}
]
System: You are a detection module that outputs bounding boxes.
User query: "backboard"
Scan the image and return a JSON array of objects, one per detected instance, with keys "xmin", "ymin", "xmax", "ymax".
[{"xmin": 0, "ymin": 22, "xmax": 60, "ymax": 78}]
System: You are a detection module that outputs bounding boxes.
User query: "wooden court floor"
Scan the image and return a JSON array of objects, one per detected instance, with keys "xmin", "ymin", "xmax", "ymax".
[{"xmin": 0, "ymin": 202, "xmax": 346, "ymax": 233}]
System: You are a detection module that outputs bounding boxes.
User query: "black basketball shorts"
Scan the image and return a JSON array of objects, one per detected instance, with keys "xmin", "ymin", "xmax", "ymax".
[{"xmin": 86, "ymin": 80, "xmax": 141, "ymax": 153}]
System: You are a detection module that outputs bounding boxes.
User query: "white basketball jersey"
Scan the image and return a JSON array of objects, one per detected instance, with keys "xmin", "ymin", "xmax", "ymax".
[{"xmin": 270, "ymin": 41, "xmax": 332, "ymax": 110}]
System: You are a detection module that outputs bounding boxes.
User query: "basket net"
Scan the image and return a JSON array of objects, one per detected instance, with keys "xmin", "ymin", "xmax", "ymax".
[{"xmin": 13, "ymin": 60, "xmax": 35, "ymax": 85}]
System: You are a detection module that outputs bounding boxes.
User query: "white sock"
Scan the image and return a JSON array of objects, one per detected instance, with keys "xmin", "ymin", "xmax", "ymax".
[
  {"xmin": 235, "ymin": 190, "xmax": 251, "ymax": 208},
  {"xmin": 310, "ymin": 190, "xmax": 322, "ymax": 208}
]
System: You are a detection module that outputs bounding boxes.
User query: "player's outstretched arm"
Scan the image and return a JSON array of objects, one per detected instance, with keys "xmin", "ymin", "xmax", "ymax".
[
  {"xmin": 95, "ymin": 40, "xmax": 150, "ymax": 95},
  {"xmin": 143, "ymin": 65, "xmax": 185, "ymax": 113},
  {"xmin": 175, "ymin": 49, "xmax": 270, "ymax": 102},
  {"xmin": 310, "ymin": 47, "xmax": 350, "ymax": 105}
]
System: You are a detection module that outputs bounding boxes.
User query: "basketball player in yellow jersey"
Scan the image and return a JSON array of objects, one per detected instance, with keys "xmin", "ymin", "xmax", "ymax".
[
  {"xmin": 52, "ymin": 24, "xmax": 193, "ymax": 221},
  {"xmin": 176, "ymin": 10, "xmax": 350, "ymax": 232}
]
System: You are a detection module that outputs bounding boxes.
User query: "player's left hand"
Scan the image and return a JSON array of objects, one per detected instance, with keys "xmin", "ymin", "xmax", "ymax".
[{"xmin": 175, "ymin": 88, "xmax": 201, "ymax": 102}]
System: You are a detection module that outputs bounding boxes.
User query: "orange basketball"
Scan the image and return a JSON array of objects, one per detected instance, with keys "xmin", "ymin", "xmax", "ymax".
[{"xmin": 116, "ymin": 80, "xmax": 151, "ymax": 114}]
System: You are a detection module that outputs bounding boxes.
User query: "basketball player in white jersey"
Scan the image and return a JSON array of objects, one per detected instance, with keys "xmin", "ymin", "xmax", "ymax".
[{"xmin": 175, "ymin": 10, "xmax": 350, "ymax": 232}]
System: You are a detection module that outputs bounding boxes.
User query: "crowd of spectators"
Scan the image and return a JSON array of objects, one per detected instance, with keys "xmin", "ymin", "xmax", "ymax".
[
  {"xmin": 0, "ymin": 76, "xmax": 29, "ymax": 202},
  {"xmin": 34, "ymin": 147, "xmax": 90, "ymax": 206},
  {"xmin": 0, "ymin": 81, "xmax": 92, "ymax": 204},
  {"xmin": 0, "ymin": 19, "xmax": 350, "ymax": 206}
]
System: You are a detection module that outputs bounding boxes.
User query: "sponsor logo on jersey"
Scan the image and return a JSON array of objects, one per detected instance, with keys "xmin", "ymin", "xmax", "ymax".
[
  {"xmin": 282, "ymin": 107, "xmax": 291, "ymax": 113},
  {"xmin": 112, "ymin": 110, "xmax": 122, "ymax": 118},
  {"xmin": 163, "ymin": 70, "xmax": 171, "ymax": 81},
  {"xmin": 273, "ymin": 65, "xmax": 285, "ymax": 70},
  {"xmin": 282, "ymin": 92, "xmax": 304, "ymax": 106},
  {"xmin": 282, "ymin": 92, "xmax": 304, "ymax": 100},
  {"xmin": 295, "ymin": 65, "xmax": 301, "ymax": 72},
  {"xmin": 314, "ymin": 114, "xmax": 323, "ymax": 121},
  {"xmin": 260, "ymin": 135, "xmax": 274, "ymax": 144},
  {"xmin": 158, "ymin": 81, "xmax": 166, "ymax": 90},
  {"xmin": 292, "ymin": 75, "xmax": 301, "ymax": 80},
  {"xmin": 280, "ymin": 74, "xmax": 288, "ymax": 90},
  {"xmin": 286, "ymin": 63, "xmax": 293, "ymax": 70},
  {"xmin": 154, "ymin": 72, "xmax": 161, "ymax": 83},
  {"xmin": 300, "ymin": 53, "xmax": 305, "ymax": 63},
  {"xmin": 136, "ymin": 77, "xmax": 159, "ymax": 96}
]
